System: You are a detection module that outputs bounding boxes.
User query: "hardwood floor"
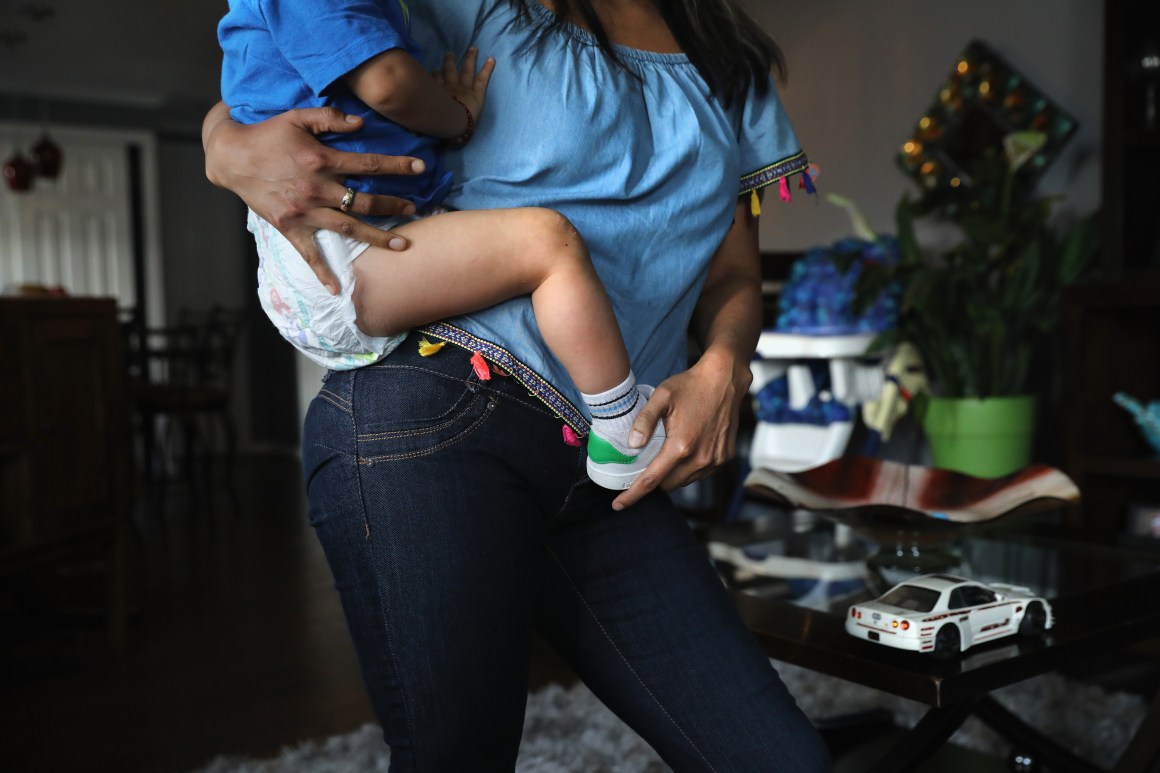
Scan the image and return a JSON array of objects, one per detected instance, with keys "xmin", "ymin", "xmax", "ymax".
[
  {"xmin": 0, "ymin": 454, "xmax": 574, "ymax": 773},
  {"xmin": 0, "ymin": 453, "xmax": 1026, "ymax": 773}
]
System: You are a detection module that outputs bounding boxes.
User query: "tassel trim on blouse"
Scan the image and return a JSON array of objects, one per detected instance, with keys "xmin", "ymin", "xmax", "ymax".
[
  {"xmin": 416, "ymin": 322, "xmax": 590, "ymax": 435},
  {"xmin": 739, "ymin": 151, "xmax": 815, "ymax": 211}
]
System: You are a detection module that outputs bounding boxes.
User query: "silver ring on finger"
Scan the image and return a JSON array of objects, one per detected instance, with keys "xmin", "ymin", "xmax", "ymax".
[{"xmin": 339, "ymin": 187, "xmax": 357, "ymax": 213}]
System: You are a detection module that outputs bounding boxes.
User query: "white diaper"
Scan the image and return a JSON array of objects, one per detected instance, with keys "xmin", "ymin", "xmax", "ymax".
[{"xmin": 249, "ymin": 210, "xmax": 410, "ymax": 370}]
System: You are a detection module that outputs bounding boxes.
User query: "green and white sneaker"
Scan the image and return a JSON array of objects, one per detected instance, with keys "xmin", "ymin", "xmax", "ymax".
[{"xmin": 586, "ymin": 386, "xmax": 666, "ymax": 490}]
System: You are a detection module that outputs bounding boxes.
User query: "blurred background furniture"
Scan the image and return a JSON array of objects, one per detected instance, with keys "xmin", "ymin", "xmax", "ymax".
[
  {"xmin": 128, "ymin": 304, "xmax": 244, "ymax": 512},
  {"xmin": 715, "ymin": 514, "xmax": 1160, "ymax": 773},
  {"xmin": 0, "ymin": 296, "xmax": 134, "ymax": 652},
  {"xmin": 1063, "ymin": 280, "xmax": 1160, "ymax": 537},
  {"xmin": 1058, "ymin": 0, "xmax": 1160, "ymax": 537},
  {"xmin": 749, "ymin": 332, "xmax": 884, "ymax": 473}
]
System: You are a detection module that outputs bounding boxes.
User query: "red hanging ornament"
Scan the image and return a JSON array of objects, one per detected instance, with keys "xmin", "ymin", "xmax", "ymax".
[
  {"xmin": 30, "ymin": 133, "xmax": 62, "ymax": 178},
  {"xmin": 4, "ymin": 151, "xmax": 35, "ymax": 192}
]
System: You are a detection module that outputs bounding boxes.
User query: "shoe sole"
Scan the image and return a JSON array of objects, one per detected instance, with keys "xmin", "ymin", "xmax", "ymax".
[{"xmin": 586, "ymin": 457, "xmax": 646, "ymax": 490}]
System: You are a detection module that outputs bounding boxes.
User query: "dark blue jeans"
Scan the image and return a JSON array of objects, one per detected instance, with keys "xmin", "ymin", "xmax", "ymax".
[{"xmin": 302, "ymin": 333, "xmax": 831, "ymax": 772}]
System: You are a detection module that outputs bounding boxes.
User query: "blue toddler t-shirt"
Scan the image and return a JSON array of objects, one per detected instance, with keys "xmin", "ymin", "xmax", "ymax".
[{"xmin": 218, "ymin": 0, "xmax": 453, "ymax": 208}]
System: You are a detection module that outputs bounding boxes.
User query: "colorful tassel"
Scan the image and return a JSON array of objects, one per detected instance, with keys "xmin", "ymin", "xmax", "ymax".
[
  {"xmin": 562, "ymin": 425, "xmax": 582, "ymax": 447},
  {"xmin": 418, "ymin": 337, "xmax": 446, "ymax": 357},
  {"xmin": 800, "ymin": 170, "xmax": 816, "ymax": 195},
  {"xmin": 778, "ymin": 177, "xmax": 791, "ymax": 202},
  {"xmin": 470, "ymin": 351, "xmax": 491, "ymax": 381},
  {"xmin": 749, "ymin": 189, "xmax": 762, "ymax": 217}
]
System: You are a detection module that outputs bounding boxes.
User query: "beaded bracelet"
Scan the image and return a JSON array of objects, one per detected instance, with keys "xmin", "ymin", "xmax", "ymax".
[{"xmin": 446, "ymin": 97, "xmax": 475, "ymax": 148}]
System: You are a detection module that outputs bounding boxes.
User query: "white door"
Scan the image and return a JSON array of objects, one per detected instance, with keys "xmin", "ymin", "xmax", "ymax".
[{"xmin": 0, "ymin": 123, "xmax": 164, "ymax": 325}]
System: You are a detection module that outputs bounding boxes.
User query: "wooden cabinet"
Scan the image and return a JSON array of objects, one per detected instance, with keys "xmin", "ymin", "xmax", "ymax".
[
  {"xmin": 0, "ymin": 297, "xmax": 134, "ymax": 650},
  {"xmin": 1103, "ymin": 0, "xmax": 1160, "ymax": 280},
  {"xmin": 1062, "ymin": 281, "xmax": 1160, "ymax": 535},
  {"xmin": 1060, "ymin": 3, "xmax": 1160, "ymax": 535}
]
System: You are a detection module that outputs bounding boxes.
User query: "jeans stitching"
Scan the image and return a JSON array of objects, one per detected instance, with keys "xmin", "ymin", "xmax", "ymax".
[
  {"xmin": 544, "ymin": 546, "xmax": 719, "ymax": 773},
  {"xmin": 358, "ymin": 399, "xmax": 497, "ymax": 463},
  {"xmin": 367, "ymin": 355, "xmax": 562, "ymax": 423},
  {"xmin": 357, "ymin": 394, "xmax": 487, "ymax": 440},
  {"xmin": 317, "ymin": 387, "xmax": 352, "ymax": 413},
  {"xmin": 363, "ymin": 362, "xmax": 468, "ymax": 381},
  {"xmin": 319, "ymin": 386, "xmax": 352, "ymax": 407},
  {"xmin": 318, "ymin": 390, "xmax": 353, "ymax": 415},
  {"xmin": 493, "ymin": 389, "xmax": 559, "ymax": 421},
  {"xmin": 357, "ymin": 457, "xmax": 422, "ymax": 766},
  {"xmin": 553, "ymin": 470, "xmax": 593, "ymax": 520},
  {"xmin": 357, "ymin": 390, "xmax": 551, "ymax": 441},
  {"xmin": 417, "ymin": 322, "xmax": 589, "ymax": 434},
  {"xmin": 341, "ymin": 369, "xmax": 419, "ymax": 766},
  {"xmin": 320, "ymin": 369, "xmax": 419, "ymax": 766}
]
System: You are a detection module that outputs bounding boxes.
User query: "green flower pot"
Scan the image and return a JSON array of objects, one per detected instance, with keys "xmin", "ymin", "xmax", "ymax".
[{"xmin": 921, "ymin": 395, "xmax": 1037, "ymax": 478}]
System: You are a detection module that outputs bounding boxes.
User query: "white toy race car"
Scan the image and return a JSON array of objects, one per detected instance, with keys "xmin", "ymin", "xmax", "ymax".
[{"xmin": 846, "ymin": 574, "xmax": 1054, "ymax": 659}]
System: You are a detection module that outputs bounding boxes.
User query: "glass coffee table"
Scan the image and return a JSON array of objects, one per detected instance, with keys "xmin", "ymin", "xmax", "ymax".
[{"xmin": 705, "ymin": 515, "xmax": 1160, "ymax": 772}]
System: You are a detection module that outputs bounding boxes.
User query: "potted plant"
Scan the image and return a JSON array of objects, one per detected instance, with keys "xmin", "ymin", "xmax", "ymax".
[{"xmin": 854, "ymin": 130, "xmax": 1101, "ymax": 477}]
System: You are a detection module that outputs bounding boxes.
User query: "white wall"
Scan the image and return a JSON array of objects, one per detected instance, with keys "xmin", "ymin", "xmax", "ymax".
[
  {"xmin": 156, "ymin": 140, "xmax": 264, "ymax": 450},
  {"xmin": 157, "ymin": 141, "xmax": 250, "ymax": 323},
  {"xmin": 753, "ymin": 0, "xmax": 1104, "ymax": 249},
  {"xmin": 296, "ymin": 357, "xmax": 327, "ymax": 431}
]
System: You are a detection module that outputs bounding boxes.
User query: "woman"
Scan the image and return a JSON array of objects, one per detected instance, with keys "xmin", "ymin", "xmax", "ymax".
[{"xmin": 203, "ymin": 1, "xmax": 831, "ymax": 770}]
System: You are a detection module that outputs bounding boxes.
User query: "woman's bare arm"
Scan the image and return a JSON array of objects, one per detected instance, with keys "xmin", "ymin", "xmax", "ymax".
[
  {"xmin": 202, "ymin": 102, "xmax": 425, "ymax": 293},
  {"xmin": 612, "ymin": 196, "xmax": 762, "ymax": 511}
]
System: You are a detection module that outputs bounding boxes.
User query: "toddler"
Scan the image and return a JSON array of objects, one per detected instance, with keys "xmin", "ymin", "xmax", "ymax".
[{"xmin": 218, "ymin": 0, "xmax": 662, "ymax": 489}]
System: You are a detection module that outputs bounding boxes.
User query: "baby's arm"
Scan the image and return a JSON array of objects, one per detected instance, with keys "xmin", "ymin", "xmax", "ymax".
[{"xmin": 344, "ymin": 47, "xmax": 495, "ymax": 141}]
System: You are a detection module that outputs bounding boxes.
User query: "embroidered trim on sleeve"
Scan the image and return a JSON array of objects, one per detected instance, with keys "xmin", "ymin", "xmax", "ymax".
[{"xmin": 739, "ymin": 151, "xmax": 810, "ymax": 196}]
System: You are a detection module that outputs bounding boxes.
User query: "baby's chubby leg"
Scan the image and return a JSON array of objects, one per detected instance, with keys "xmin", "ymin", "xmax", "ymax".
[
  {"xmin": 351, "ymin": 207, "xmax": 664, "ymax": 489},
  {"xmin": 351, "ymin": 206, "xmax": 627, "ymax": 395}
]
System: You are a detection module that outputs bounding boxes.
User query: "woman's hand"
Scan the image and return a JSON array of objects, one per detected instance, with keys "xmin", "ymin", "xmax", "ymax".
[
  {"xmin": 202, "ymin": 102, "xmax": 425, "ymax": 294},
  {"xmin": 611, "ymin": 196, "xmax": 763, "ymax": 511},
  {"xmin": 610, "ymin": 350, "xmax": 752, "ymax": 511}
]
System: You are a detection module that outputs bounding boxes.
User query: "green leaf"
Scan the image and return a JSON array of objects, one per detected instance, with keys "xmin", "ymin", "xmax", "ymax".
[
  {"xmin": 856, "ymin": 183, "xmax": 1101, "ymax": 398},
  {"xmin": 1003, "ymin": 131, "xmax": 1048, "ymax": 172},
  {"xmin": 1058, "ymin": 212, "xmax": 1101, "ymax": 285},
  {"xmin": 958, "ymin": 211, "xmax": 1009, "ymax": 245},
  {"xmin": 895, "ymin": 196, "xmax": 922, "ymax": 266},
  {"xmin": 825, "ymin": 194, "xmax": 877, "ymax": 241}
]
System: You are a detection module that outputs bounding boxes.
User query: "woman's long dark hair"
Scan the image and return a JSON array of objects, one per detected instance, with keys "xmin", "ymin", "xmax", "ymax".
[{"xmin": 510, "ymin": 0, "xmax": 785, "ymax": 107}]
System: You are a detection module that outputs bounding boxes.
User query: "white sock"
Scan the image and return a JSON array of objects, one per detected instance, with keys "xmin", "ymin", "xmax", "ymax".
[{"xmin": 582, "ymin": 371, "xmax": 647, "ymax": 455}]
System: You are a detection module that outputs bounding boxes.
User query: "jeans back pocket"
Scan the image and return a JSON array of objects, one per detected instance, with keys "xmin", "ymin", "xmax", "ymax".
[{"xmin": 354, "ymin": 363, "xmax": 497, "ymax": 462}]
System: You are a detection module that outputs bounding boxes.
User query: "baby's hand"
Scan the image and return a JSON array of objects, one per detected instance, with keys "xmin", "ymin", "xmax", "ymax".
[{"xmin": 434, "ymin": 47, "xmax": 495, "ymax": 128}]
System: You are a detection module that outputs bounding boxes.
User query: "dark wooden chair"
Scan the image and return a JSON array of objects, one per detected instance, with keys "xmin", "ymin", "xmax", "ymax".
[{"xmin": 128, "ymin": 305, "xmax": 245, "ymax": 512}]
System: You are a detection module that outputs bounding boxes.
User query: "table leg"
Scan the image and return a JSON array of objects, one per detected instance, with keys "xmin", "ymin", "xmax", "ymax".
[
  {"xmin": 973, "ymin": 695, "xmax": 1100, "ymax": 773},
  {"xmin": 1112, "ymin": 685, "xmax": 1160, "ymax": 773},
  {"xmin": 866, "ymin": 699, "xmax": 978, "ymax": 773}
]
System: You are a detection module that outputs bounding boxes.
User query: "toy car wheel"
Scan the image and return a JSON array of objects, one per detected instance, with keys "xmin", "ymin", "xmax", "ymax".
[
  {"xmin": 932, "ymin": 624, "xmax": 961, "ymax": 660},
  {"xmin": 1019, "ymin": 602, "xmax": 1047, "ymax": 636}
]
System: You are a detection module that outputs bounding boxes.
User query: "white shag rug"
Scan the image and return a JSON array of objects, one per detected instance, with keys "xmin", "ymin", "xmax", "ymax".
[{"xmin": 196, "ymin": 662, "xmax": 1146, "ymax": 772}]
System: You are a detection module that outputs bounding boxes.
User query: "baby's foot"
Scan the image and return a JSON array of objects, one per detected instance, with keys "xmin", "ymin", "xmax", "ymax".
[{"xmin": 586, "ymin": 385, "xmax": 665, "ymax": 490}]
